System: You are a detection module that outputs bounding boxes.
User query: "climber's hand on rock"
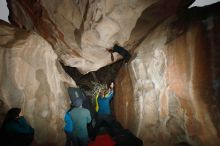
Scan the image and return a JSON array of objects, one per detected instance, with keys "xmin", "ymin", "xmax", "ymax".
[{"xmin": 110, "ymin": 82, "xmax": 114, "ymax": 89}]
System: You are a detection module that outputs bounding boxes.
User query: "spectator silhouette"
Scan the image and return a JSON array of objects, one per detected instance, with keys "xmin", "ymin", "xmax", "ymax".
[{"xmin": 0, "ymin": 107, "xmax": 34, "ymax": 146}]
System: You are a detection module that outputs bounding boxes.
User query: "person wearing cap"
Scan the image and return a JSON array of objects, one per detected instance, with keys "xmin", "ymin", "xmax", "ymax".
[{"xmin": 69, "ymin": 97, "xmax": 91, "ymax": 146}]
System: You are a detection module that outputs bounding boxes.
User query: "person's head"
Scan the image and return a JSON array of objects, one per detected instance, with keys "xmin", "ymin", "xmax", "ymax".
[
  {"xmin": 99, "ymin": 88, "xmax": 107, "ymax": 98},
  {"xmin": 72, "ymin": 97, "xmax": 82, "ymax": 107},
  {"xmin": 4, "ymin": 108, "xmax": 21, "ymax": 123}
]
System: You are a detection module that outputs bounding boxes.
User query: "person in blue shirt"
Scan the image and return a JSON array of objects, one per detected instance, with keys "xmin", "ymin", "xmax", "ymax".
[
  {"xmin": 0, "ymin": 107, "xmax": 34, "ymax": 146},
  {"xmin": 69, "ymin": 97, "xmax": 91, "ymax": 146},
  {"xmin": 64, "ymin": 104, "xmax": 74, "ymax": 146},
  {"xmin": 92, "ymin": 82, "xmax": 114, "ymax": 141}
]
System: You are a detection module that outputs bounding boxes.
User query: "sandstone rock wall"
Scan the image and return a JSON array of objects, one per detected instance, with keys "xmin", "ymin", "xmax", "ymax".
[
  {"xmin": 3, "ymin": 0, "xmax": 220, "ymax": 146},
  {"xmin": 114, "ymin": 5, "xmax": 220, "ymax": 146},
  {"xmin": 0, "ymin": 21, "xmax": 76, "ymax": 146},
  {"xmin": 7, "ymin": 0, "xmax": 154, "ymax": 74}
]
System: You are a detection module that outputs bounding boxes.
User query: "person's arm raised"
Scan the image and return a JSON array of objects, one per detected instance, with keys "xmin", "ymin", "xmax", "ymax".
[{"xmin": 110, "ymin": 82, "xmax": 114, "ymax": 90}]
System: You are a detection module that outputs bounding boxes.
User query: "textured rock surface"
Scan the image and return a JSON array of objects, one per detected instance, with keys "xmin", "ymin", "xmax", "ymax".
[
  {"xmin": 7, "ymin": 0, "xmax": 156, "ymax": 74},
  {"xmin": 3, "ymin": 0, "xmax": 220, "ymax": 146},
  {"xmin": 0, "ymin": 20, "xmax": 76, "ymax": 145},
  {"xmin": 114, "ymin": 4, "xmax": 220, "ymax": 146}
]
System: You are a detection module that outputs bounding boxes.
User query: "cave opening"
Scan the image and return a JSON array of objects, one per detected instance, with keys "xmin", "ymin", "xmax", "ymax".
[
  {"xmin": 61, "ymin": 60, "xmax": 123, "ymax": 91},
  {"xmin": 61, "ymin": 60, "xmax": 124, "ymax": 119}
]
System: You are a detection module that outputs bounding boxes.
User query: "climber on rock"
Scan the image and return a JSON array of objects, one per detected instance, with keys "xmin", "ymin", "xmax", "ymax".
[{"xmin": 106, "ymin": 41, "xmax": 131, "ymax": 63}]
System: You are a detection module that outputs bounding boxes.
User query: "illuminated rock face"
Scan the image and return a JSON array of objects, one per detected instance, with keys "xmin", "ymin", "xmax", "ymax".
[
  {"xmin": 114, "ymin": 6, "xmax": 220, "ymax": 146},
  {"xmin": 0, "ymin": 21, "xmax": 76, "ymax": 146},
  {"xmin": 3, "ymin": 0, "xmax": 220, "ymax": 146},
  {"xmin": 7, "ymin": 0, "xmax": 155, "ymax": 74}
]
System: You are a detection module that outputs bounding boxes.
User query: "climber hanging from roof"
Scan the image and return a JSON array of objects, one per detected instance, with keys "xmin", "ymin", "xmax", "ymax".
[{"xmin": 106, "ymin": 41, "xmax": 131, "ymax": 63}]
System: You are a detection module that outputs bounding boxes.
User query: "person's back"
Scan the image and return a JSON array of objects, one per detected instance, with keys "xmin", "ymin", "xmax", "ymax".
[
  {"xmin": 69, "ymin": 97, "xmax": 91, "ymax": 146},
  {"xmin": 4, "ymin": 116, "xmax": 34, "ymax": 134},
  {"xmin": 70, "ymin": 107, "xmax": 91, "ymax": 138}
]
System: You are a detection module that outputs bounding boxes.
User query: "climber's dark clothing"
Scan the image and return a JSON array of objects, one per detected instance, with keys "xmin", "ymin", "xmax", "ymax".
[{"xmin": 112, "ymin": 44, "xmax": 131, "ymax": 63}]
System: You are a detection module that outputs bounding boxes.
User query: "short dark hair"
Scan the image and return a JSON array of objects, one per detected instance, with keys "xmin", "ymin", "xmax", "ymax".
[{"xmin": 2, "ymin": 108, "xmax": 21, "ymax": 126}]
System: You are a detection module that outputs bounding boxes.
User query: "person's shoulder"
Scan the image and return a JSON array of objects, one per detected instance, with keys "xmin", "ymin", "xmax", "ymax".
[
  {"xmin": 69, "ymin": 108, "xmax": 77, "ymax": 114},
  {"xmin": 82, "ymin": 108, "xmax": 90, "ymax": 113},
  {"xmin": 17, "ymin": 116, "xmax": 27, "ymax": 123},
  {"xmin": 82, "ymin": 107, "xmax": 89, "ymax": 111}
]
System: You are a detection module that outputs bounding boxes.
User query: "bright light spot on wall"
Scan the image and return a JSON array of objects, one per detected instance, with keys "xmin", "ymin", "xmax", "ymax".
[{"xmin": 189, "ymin": 0, "xmax": 220, "ymax": 8}]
